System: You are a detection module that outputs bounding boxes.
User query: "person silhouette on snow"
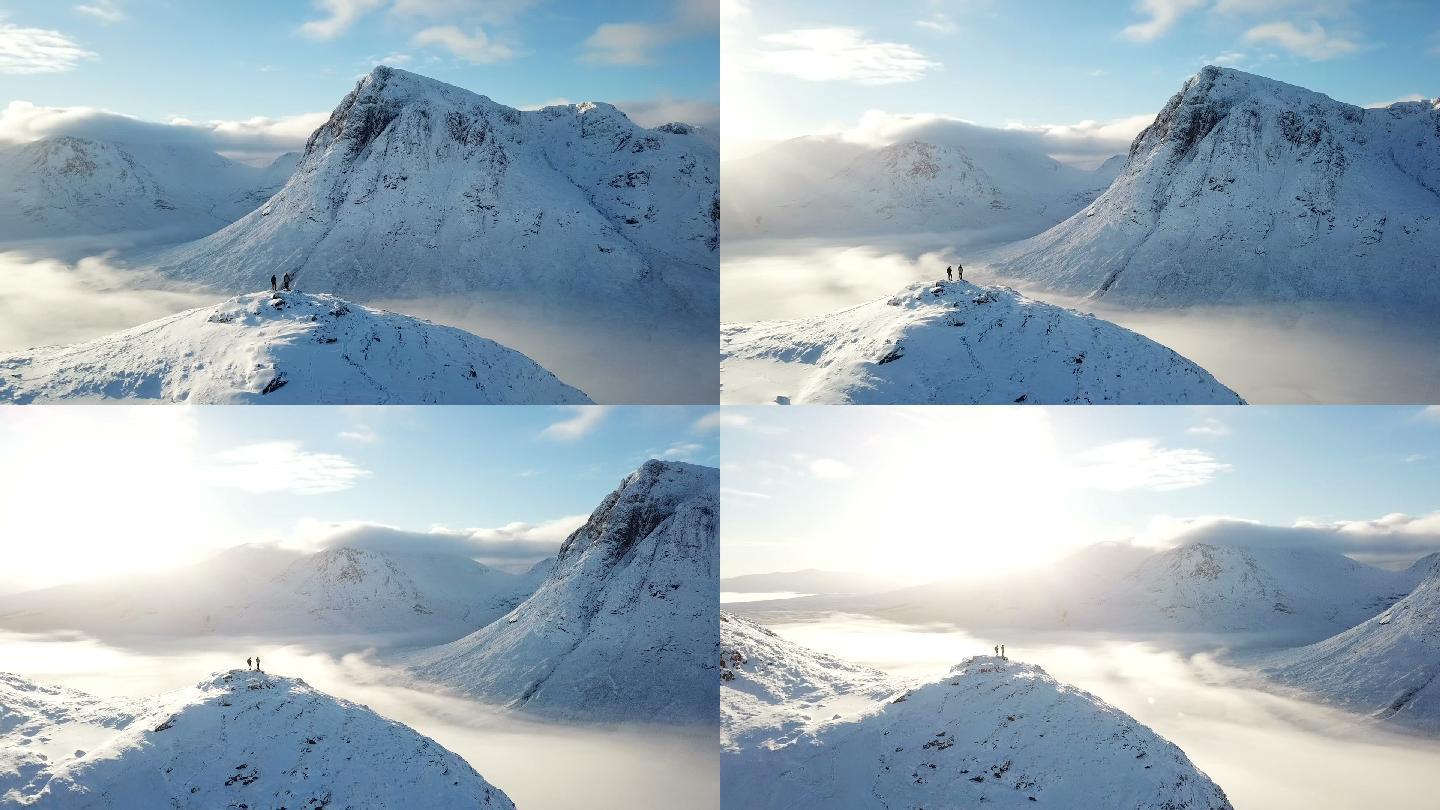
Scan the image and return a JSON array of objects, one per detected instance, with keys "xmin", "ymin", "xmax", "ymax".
[
  {"xmin": 281, "ymin": 272, "xmax": 291, "ymax": 292},
  {"xmin": 270, "ymin": 275, "xmax": 277, "ymax": 291},
  {"xmin": 255, "ymin": 655, "xmax": 261, "ymax": 671},
  {"xmin": 246, "ymin": 656, "xmax": 252, "ymax": 669},
  {"xmin": 1001, "ymin": 644, "xmax": 1005, "ymax": 660},
  {"xmin": 956, "ymin": 262, "xmax": 964, "ymax": 281},
  {"xmin": 946, "ymin": 265, "xmax": 953, "ymax": 281}
]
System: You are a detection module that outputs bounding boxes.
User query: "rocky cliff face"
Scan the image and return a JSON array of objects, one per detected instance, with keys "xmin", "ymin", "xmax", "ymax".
[
  {"xmin": 991, "ymin": 66, "xmax": 1440, "ymax": 308},
  {"xmin": 410, "ymin": 460, "xmax": 720, "ymax": 724}
]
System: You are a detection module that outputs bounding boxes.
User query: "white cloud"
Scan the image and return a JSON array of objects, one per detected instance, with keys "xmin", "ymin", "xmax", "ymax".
[
  {"xmin": 1212, "ymin": 50, "xmax": 1246, "ymax": 65},
  {"xmin": 581, "ymin": 0, "xmax": 716, "ymax": 65},
  {"xmin": 661, "ymin": 442, "xmax": 703, "ymax": 460},
  {"xmin": 288, "ymin": 514, "xmax": 583, "ymax": 572},
  {"xmin": 1072, "ymin": 438, "xmax": 1229, "ymax": 492},
  {"xmin": 1422, "ymin": 406, "xmax": 1440, "ymax": 422},
  {"xmin": 412, "ymin": 24, "xmax": 516, "ymax": 63},
  {"xmin": 1404, "ymin": 453, "xmax": 1428, "ymax": 464},
  {"xmin": 722, "ymin": 487, "xmax": 771, "ymax": 499},
  {"xmin": 0, "ymin": 22, "xmax": 97, "ymax": 73},
  {"xmin": 338, "ymin": 424, "xmax": 378, "ymax": 443},
  {"xmin": 753, "ymin": 28, "xmax": 940, "ymax": 85},
  {"xmin": 1364, "ymin": 93, "xmax": 1426, "ymax": 108},
  {"xmin": 840, "ymin": 109, "xmax": 1148, "ymax": 169},
  {"xmin": 810, "ymin": 458, "xmax": 856, "ymax": 479},
  {"xmin": 0, "ymin": 101, "xmax": 327, "ymax": 164},
  {"xmin": 616, "ymin": 95, "xmax": 720, "ymax": 129},
  {"xmin": 1186, "ymin": 417, "xmax": 1231, "ymax": 437},
  {"xmin": 693, "ymin": 410, "xmax": 749, "ymax": 432},
  {"xmin": 391, "ymin": 0, "xmax": 537, "ymax": 23},
  {"xmin": 379, "ymin": 51, "xmax": 412, "ymax": 65},
  {"xmin": 1242, "ymin": 20, "xmax": 1357, "ymax": 60},
  {"xmin": 208, "ymin": 441, "xmax": 371, "ymax": 495},
  {"xmin": 540, "ymin": 406, "xmax": 610, "ymax": 441},
  {"xmin": 1121, "ymin": 0, "xmax": 1207, "ymax": 42},
  {"xmin": 1142, "ymin": 512, "xmax": 1440, "ymax": 565},
  {"xmin": 916, "ymin": 14, "xmax": 957, "ymax": 34},
  {"xmin": 74, "ymin": 1, "xmax": 125, "ymax": 24},
  {"xmin": 300, "ymin": 0, "xmax": 386, "ymax": 39}
]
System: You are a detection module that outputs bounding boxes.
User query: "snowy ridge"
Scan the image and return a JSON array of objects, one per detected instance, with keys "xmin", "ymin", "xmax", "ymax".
[
  {"xmin": 0, "ymin": 669, "xmax": 514, "ymax": 809},
  {"xmin": 0, "ymin": 290, "xmax": 591, "ymax": 404},
  {"xmin": 722, "ymin": 132, "xmax": 1121, "ymax": 240},
  {"xmin": 148, "ymin": 66, "xmax": 718, "ymax": 321},
  {"xmin": 721, "ymin": 615, "xmax": 1232, "ymax": 809},
  {"xmin": 0, "ymin": 136, "xmax": 288, "ymax": 243},
  {"xmin": 720, "ymin": 279, "xmax": 1242, "ymax": 404},
  {"xmin": 1261, "ymin": 558, "xmax": 1440, "ymax": 732},
  {"xmin": 0, "ymin": 545, "xmax": 548, "ymax": 643},
  {"xmin": 410, "ymin": 460, "xmax": 720, "ymax": 724},
  {"xmin": 990, "ymin": 66, "xmax": 1440, "ymax": 307}
]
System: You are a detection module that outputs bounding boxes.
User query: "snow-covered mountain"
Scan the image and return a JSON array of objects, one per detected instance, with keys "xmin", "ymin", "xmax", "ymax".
[
  {"xmin": 989, "ymin": 66, "xmax": 1440, "ymax": 308},
  {"xmin": 1261, "ymin": 554, "xmax": 1440, "ymax": 732},
  {"xmin": 0, "ymin": 669, "xmax": 514, "ymax": 809},
  {"xmin": 721, "ymin": 614, "xmax": 1232, "ymax": 809},
  {"xmin": 0, "ymin": 290, "xmax": 591, "ymax": 404},
  {"xmin": 410, "ymin": 460, "xmax": 720, "ymax": 725},
  {"xmin": 0, "ymin": 136, "xmax": 289, "ymax": 244},
  {"xmin": 0, "ymin": 545, "xmax": 547, "ymax": 644},
  {"xmin": 147, "ymin": 66, "xmax": 718, "ymax": 321},
  {"xmin": 720, "ymin": 279, "xmax": 1242, "ymax": 404},
  {"xmin": 722, "ymin": 130, "xmax": 1121, "ymax": 240}
]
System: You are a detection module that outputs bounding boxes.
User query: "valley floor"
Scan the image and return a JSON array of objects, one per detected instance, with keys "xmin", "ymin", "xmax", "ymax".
[
  {"xmin": 721, "ymin": 238, "xmax": 1440, "ymax": 403},
  {"xmin": 725, "ymin": 610, "xmax": 1440, "ymax": 810},
  {"xmin": 0, "ymin": 630, "xmax": 718, "ymax": 810}
]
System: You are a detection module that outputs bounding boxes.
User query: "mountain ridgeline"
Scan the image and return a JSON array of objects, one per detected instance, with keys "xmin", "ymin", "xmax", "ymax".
[
  {"xmin": 148, "ymin": 66, "xmax": 718, "ymax": 322},
  {"xmin": 990, "ymin": 66, "xmax": 1440, "ymax": 308}
]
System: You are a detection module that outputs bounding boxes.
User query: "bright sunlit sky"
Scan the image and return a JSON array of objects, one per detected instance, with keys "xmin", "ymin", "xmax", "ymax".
[
  {"xmin": 0, "ymin": 406, "xmax": 719, "ymax": 591},
  {"xmin": 0, "ymin": 0, "xmax": 718, "ymax": 162},
  {"xmin": 721, "ymin": 406, "xmax": 1440, "ymax": 581},
  {"xmin": 722, "ymin": 0, "xmax": 1439, "ymax": 157}
]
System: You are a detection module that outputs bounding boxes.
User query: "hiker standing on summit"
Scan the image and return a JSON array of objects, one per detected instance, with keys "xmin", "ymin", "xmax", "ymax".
[
  {"xmin": 270, "ymin": 275, "xmax": 277, "ymax": 291},
  {"xmin": 946, "ymin": 265, "xmax": 953, "ymax": 281},
  {"xmin": 956, "ymin": 262, "xmax": 964, "ymax": 281}
]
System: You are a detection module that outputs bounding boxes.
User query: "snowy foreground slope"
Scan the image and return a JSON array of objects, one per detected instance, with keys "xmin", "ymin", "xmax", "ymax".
[
  {"xmin": 720, "ymin": 279, "xmax": 1242, "ymax": 404},
  {"xmin": 0, "ymin": 669, "xmax": 514, "ymax": 809},
  {"xmin": 0, "ymin": 290, "xmax": 590, "ymax": 404},
  {"xmin": 1261, "ymin": 554, "xmax": 1440, "ymax": 732},
  {"xmin": 990, "ymin": 66, "xmax": 1440, "ymax": 307},
  {"xmin": 410, "ymin": 460, "xmax": 719, "ymax": 725},
  {"xmin": 0, "ymin": 545, "xmax": 551, "ymax": 644},
  {"xmin": 148, "ymin": 66, "xmax": 718, "ymax": 321},
  {"xmin": 723, "ymin": 133, "xmax": 1121, "ymax": 240},
  {"xmin": 721, "ymin": 614, "xmax": 1232, "ymax": 809},
  {"xmin": 0, "ymin": 137, "xmax": 291, "ymax": 244}
]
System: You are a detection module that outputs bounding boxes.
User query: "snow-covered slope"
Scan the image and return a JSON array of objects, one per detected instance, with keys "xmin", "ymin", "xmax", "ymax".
[
  {"xmin": 721, "ymin": 615, "xmax": 1232, "ymax": 809},
  {"xmin": 0, "ymin": 136, "xmax": 284, "ymax": 244},
  {"xmin": 0, "ymin": 545, "xmax": 545, "ymax": 644},
  {"xmin": 410, "ymin": 460, "xmax": 720, "ymax": 725},
  {"xmin": 1261, "ymin": 555, "xmax": 1440, "ymax": 732},
  {"xmin": 720, "ymin": 279, "xmax": 1242, "ymax": 404},
  {"xmin": 0, "ymin": 669, "xmax": 514, "ymax": 809},
  {"xmin": 0, "ymin": 290, "xmax": 591, "ymax": 403},
  {"xmin": 990, "ymin": 67, "xmax": 1440, "ymax": 308},
  {"xmin": 722, "ymin": 131, "xmax": 1120, "ymax": 240},
  {"xmin": 147, "ymin": 66, "xmax": 718, "ymax": 321}
]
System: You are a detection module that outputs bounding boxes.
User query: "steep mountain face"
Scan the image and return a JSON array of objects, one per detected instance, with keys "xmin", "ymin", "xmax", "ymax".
[
  {"xmin": 409, "ymin": 460, "xmax": 720, "ymax": 724},
  {"xmin": 0, "ymin": 669, "xmax": 514, "ymax": 809},
  {"xmin": 0, "ymin": 545, "xmax": 543, "ymax": 644},
  {"xmin": 721, "ymin": 616, "xmax": 1232, "ymax": 809},
  {"xmin": 0, "ymin": 136, "xmax": 286, "ymax": 244},
  {"xmin": 721, "ymin": 279, "xmax": 1242, "ymax": 404},
  {"xmin": 1262, "ymin": 559, "xmax": 1440, "ymax": 732},
  {"xmin": 722, "ymin": 133, "xmax": 1120, "ymax": 240},
  {"xmin": 148, "ymin": 66, "xmax": 718, "ymax": 320},
  {"xmin": 0, "ymin": 290, "xmax": 591, "ymax": 404},
  {"xmin": 990, "ymin": 66, "xmax": 1440, "ymax": 307}
]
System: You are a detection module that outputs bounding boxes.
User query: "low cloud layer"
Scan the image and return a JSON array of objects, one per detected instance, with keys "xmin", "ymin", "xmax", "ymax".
[
  {"xmin": 1142, "ymin": 513, "xmax": 1440, "ymax": 566},
  {"xmin": 287, "ymin": 516, "xmax": 587, "ymax": 571},
  {"xmin": 0, "ymin": 101, "xmax": 325, "ymax": 164},
  {"xmin": 840, "ymin": 110, "xmax": 1150, "ymax": 169}
]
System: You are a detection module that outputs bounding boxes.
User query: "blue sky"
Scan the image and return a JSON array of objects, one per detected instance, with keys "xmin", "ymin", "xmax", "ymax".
[
  {"xmin": 721, "ymin": 406, "xmax": 1440, "ymax": 579},
  {"xmin": 0, "ymin": 406, "xmax": 720, "ymax": 588},
  {"xmin": 723, "ymin": 0, "xmax": 1439, "ymax": 156},
  {"xmin": 0, "ymin": 0, "xmax": 718, "ymax": 161}
]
